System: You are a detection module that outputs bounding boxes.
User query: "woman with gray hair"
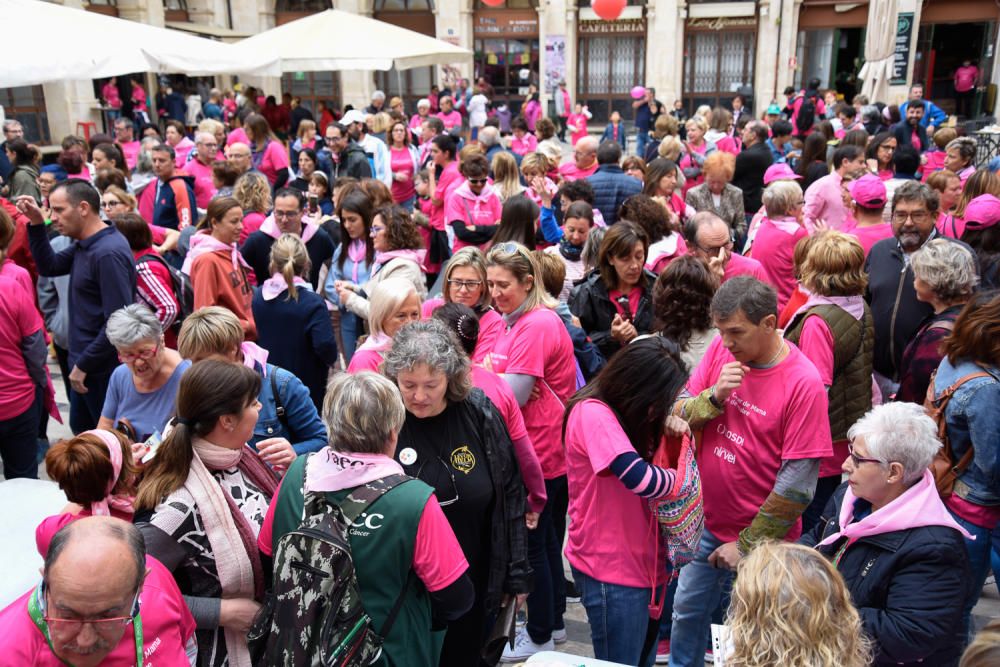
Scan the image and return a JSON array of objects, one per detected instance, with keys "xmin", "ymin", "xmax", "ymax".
[
  {"xmin": 800, "ymin": 401, "xmax": 973, "ymax": 667},
  {"xmin": 381, "ymin": 319, "xmax": 531, "ymax": 666},
  {"xmin": 896, "ymin": 238, "xmax": 979, "ymax": 402},
  {"xmin": 258, "ymin": 371, "xmax": 474, "ymax": 665},
  {"xmin": 98, "ymin": 304, "xmax": 190, "ymax": 441},
  {"xmin": 753, "ymin": 179, "xmax": 808, "ymax": 310}
]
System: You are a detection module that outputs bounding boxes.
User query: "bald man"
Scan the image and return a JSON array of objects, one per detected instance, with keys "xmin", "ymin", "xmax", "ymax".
[
  {"xmin": 558, "ymin": 135, "xmax": 600, "ymax": 181},
  {"xmin": 0, "ymin": 516, "xmax": 196, "ymax": 666},
  {"xmin": 225, "ymin": 141, "xmax": 254, "ymax": 176}
]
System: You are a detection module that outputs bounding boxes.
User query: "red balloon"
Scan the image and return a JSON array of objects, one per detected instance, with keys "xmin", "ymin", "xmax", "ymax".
[
  {"xmin": 481, "ymin": 0, "xmax": 504, "ymax": 6},
  {"xmin": 591, "ymin": 0, "xmax": 626, "ymax": 21}
]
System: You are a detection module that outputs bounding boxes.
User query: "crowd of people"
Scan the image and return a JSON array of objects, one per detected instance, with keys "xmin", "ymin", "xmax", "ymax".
[{"xmin": 0, "ymin": 71, "xmax": 999, "ymax": 667}]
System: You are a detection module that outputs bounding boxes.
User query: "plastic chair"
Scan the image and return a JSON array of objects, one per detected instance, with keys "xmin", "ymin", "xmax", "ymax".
[{"xmin": 75, "ymin": 121, "xmax": 98, "ymax": 141}]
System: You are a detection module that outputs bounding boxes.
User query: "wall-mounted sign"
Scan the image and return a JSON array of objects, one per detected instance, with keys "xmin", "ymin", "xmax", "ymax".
[
  {"xmin": 474, "ymin": 11, "xmax": 539, "ymax": 38},
  {"xmin": 686, "ymin": 16, "xmax": 757, "ymax": 31},
  {"xmin": 890, "ymin": 12, "xmax": 914, "ymax": 85},
  {"xmin": 578, "ymin": 18, "xmax": 645, "ymax": 34}
]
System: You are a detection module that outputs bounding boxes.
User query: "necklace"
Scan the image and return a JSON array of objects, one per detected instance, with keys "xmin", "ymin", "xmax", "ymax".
[{"xmin": 760, "ymin": 339, "xmax": 786, "ymax": 368}]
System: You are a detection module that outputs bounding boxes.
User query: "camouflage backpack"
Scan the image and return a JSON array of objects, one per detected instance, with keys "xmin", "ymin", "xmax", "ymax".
[{"xmin": 248, "ymin": 468, "xmax": 412, "ymax": 666}]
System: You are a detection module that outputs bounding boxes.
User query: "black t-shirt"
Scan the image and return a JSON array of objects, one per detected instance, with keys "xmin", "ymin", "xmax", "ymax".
[{"xmin": 395, "ymin": 402, "xmax": 495, "ymax": 586}]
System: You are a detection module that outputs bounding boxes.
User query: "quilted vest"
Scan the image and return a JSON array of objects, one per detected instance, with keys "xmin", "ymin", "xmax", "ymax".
[{"xmin": 785, "ymin": 303, "xmax": 874, "ymax": 441}]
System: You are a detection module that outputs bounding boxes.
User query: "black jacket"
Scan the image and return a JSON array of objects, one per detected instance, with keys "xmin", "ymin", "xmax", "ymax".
[
  {"xmin": 891, "ymin": 121, "xmax": 930, "ymax": 153},
  {"xmin": 334, "ymin": 141, "xmax": 372, "ymax": 181},
  {"xmin": 732, "ymin": 141, "xmax": 773, "ymax": 213},
  {"xmin": 799, "ymin": 483, "xmax": 971, "ymax": 667},
  {"xmin": 241, "ymin": 226, "xmax": 335, "ymax": 289},
  {"xmin": 569, "ymin": 269, "xmax": 656, "ymax": 360}
]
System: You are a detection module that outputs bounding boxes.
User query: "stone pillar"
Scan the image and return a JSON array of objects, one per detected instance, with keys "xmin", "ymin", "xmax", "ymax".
[
  {"xmin": 755, "ymin": 0, "xmax": 800, "ymax": 117},
  {"xmin": 647, "ymin": 0, "xmax": 683, "ymax": 107},
  {"xmin": 435, "ymin": 0, "xmax": 474, "ymax": 88},
  {"xmin": 562, "ymin": 1, "xmax": 579, "ymax": 103}
]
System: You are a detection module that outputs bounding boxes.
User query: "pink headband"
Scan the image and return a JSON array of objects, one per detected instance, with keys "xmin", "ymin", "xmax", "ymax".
[{"xmin": 83, "ymin": 429, "xmax": 125, "ymax": 517}]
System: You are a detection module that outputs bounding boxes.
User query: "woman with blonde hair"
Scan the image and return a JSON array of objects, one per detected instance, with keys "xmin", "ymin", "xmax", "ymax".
[
  {"xmin": 784, "ymin": 230, "xmax": 873, "ymax": 530},
  {"xmin": 252, "ymin": 234, "xmax": 337, "ymax": 411},
  {"xmin": 491, "ymin": 151, "xmax": 526, "ymax": 202},
  {"xmin": 961, "ymin": 619, "xmax": 1000, "ymax": 667},
  {"xmin": 678, "ymin": 115, "xmax": 716, "ymax": 196},
  {"xmin": 657, "ymin": 135, "xmax": 684, "ymax": 163},
  {"xmin": 244, "ymin": 113, "xmax": 289, "ymax": 188},
  {"xmin": 290, "ymin": 118, "xmax": 317, "ymax": 165},
  {"xmin": 233, "ymin": 171, "xmax": 272, "ymax": 243},
  {"xmin": 927, "ymin": 169, "xmax": 963, "ymax": 237},
  {"xmin": 346, "ymin": 276, "xmax": 421, "ymax": 374},
  {"xmin": 726, "ymin": 542, "xmax": 870, "ymax": 667}
]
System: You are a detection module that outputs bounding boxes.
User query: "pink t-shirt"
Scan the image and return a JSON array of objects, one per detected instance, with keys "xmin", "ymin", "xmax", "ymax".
[
  {"xmin": 181, "ymin": 157, "xmax": 218, "ymax": 209},
  {"xmin": 258, "ymin": 485, "xmax": 467, "ymax": 593},
  {"xmin": 430, "ymin": 161, "xmax": 463, "ymax": 232},
  {"xmin": 472, "ymin": 366, "xmax": 527, "ymax": 441},
  {"xmin": 172, "ymin": 137, "xmax": 195, "ymax": 169},
  {"xmin": 847, "ymin": 222, "xmax": 894, "ymax": 256},
  {"xmin": 390, "ymin": 147, "xmax": 417, "ymax": 204},
  {"xmin": 0, "ymin": 275, "xmax": 42, "ymax": 420},
  {"xmin": 2, "ymin": 259, "xmax": 34, "ymax": 300},
  {"xmin": 228, "ymin": 127, "xmax": 250, "ymax": 147},
  {"xmin": 954, "ymin": 65, "xmax": 979, "ymax": 93},
  {"xmin": 436, "ymin": 110, "xmax": 463, "ymax": 132},
  {"xmin": 937, "ymin": 213, "xmax": 966, "ymax": 240},
  {"xmin": 793, "ymin": 315, "xmax": 849, "ymax": 478},
  {"xmin": 564, "ymin": 399, "xmax": 667, "ymax": 588},
  {"xmin": 240, "ymin": 211, "xmax": 266, "ymax": 245},
  {"xmin": 558, "ymin": 160, "xmax": 598, "ymax": 182},
  {"xmin": 256, "ymin": 140, "xmax": 290, "ymax": 187},
  {"xmin": 721, "ymin": 251, "xmax": 767, "ymax": 284},
  {"xmin": 511, "ymin": 133, "xmax": 538, "ymax": 157},
  {"xmin": 35, "ymin": 509, "xmax": 134, "ymax": 557},
  {"xmin": 347, "ymin": 348, "xmax": 384, "ymax": 374},
  {"xmin": 489, "ymin": 307, "xmax": 575, "ymax": 479},
  {"xmin": 120, "ymin": 140, "xmax": 141, "ymax": 171},
  {"xmin": 567, "ymin": 113, "xmax": 590, "ymax": 146},
  {"xmin": 687, "ymin": 337, "xmax": 831, "ymax": 542},
  {"xmin": 0, "ymin": 557, "xmax": 196, "ymax": 667},
  {"xmin": 752, "ymin": 218, "xmax": 808, "ymax": 311},
  {"xmin": 475, "ymin": 309, "xmax": 504, "ymax": 363},
  {"xmin": 444, "ymin": 186, "xmax": 503, "ymax": 252}
]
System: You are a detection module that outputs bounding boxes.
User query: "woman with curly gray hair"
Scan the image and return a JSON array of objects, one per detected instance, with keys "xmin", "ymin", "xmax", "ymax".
[
  {"xmin": 896, "ymin": 238, "xmax": 979, "ymax": 402},
  {"xmin": 381, "ymin": 319, "xmax": 531, "ymax": 666}
]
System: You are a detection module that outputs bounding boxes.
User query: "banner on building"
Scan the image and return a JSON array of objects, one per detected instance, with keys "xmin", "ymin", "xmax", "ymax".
[
  {"xmin": 890, "ymin": 12, "xmax": 914, "ymax": 85},
  {"xmin": 546, "ymin": 35, "xmax": 566, "ymax": 91}
]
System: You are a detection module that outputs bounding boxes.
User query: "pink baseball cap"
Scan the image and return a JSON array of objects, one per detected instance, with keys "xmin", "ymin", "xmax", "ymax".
[
  {"xmin": 763, "ymin": 163, "xmax": 802, "ymax": 185},
  {"xmin": 963, "ymin": 194, "xmax": 1000, "ymax": 230},
  {"xmin": 849, "ymin": 173, "xmax": 887, "ymax": 208}
]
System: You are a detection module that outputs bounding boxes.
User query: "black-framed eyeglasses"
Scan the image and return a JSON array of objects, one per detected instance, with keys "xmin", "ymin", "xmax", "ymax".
[
  {"xmin": 697, "ymin": 239, "xmax": 734, "ymax": 254},
  {"xmin": 274, "ymin": 210, "xmax": 301, "ymax": 220},
  {"xmin": 467, "ymin": 178, "xmax": 488, "ymax": 185},
  {"xmin": 39, "ymin": 580, "xmax": 140, "ymax": 633},
  {"xmin": 417, "ymin": 456, "xmax": 459, "ymax": 507},
  {"xmin": 892, "ymin": 211, "xmax": 931, "ymax": 224},
  {"xmin": 848, "ymin": 442, "xmax": 885, "ymax": 467},
  {"xmin": 448, "ymin": 279, "xmax": 483, "ymax": 292}
]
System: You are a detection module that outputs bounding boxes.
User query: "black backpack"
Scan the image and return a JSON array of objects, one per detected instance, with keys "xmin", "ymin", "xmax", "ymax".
[
  {"xmin": 248, "ymin": 464, "xmax": 413, "ymax": 666},
  {"xmin": 135, "ymin": 254, "xmax": 194, "ymax": 328},
  {"xmin": 795, "ymin": 94, "xmax": 817, "ymax": 135}
]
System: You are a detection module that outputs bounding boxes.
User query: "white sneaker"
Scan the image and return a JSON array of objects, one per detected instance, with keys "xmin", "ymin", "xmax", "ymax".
[
  {"xmin": 551, "ymin": 627, "xmax": 567, "ymax": 645},
  {"xmin": 500, "ymin": 627, "xmax": 555, "ymax": 662}
]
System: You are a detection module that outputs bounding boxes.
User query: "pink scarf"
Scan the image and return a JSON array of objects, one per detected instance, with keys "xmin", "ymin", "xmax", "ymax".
[
  {"xmin": 84, "ymin": 429, "xmax": 134, "ymax": 517},
  {"xmin": 184, "ymin": 437, "xmax": 277, "ymax": 666},
  {"xmin": 259, "ymin": 215, "xmax": 319, "ymax": 243},
  {"xmin": 181, "ymin": 229, "xmax": 253, "ymax": 276},
  {"xmin": 305, "ymin": 449, "xmax": 405, "ymax": 493},
  {"xmin": 261, "ymin": 273, "xmax": 312, "ymax": 300},
  {"xmin": 374, "ymin": 247, "xmax": 427, "ymax": 269},
  {"xmin": 765, "ymin": 215, "xmax": 804, "ymax": 235},
  {"xmin": 818, "ymin": 470, "xmax": 974, "ymax": 548},
  {"xmin": 241, "ymin": 341, "xmax": 270, "ymax": 376},
  {"xmin": 792, "ymin": 289, "xmax": 866, "ymax": 321},
  {"xmin": 347, "ymin": 238, "xmax": 367, "ymax": 283},
  {"xmin": 357, "ymin": 332, "xmax": 393, "ymax": 353}
]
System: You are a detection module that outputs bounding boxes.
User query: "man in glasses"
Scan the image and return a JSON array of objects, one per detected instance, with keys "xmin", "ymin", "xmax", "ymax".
[
  {"xmin": 224, "ymin": 142, "xmax": 254, "ymax": 177},
  {"xmin": 865, "ymin": 181, "xmax": 970, "ymax": 398},
  {"xmin": 240, "ymin": 187, "xmax": 334, "ymax": 288},
  {"xmin": 184, "ymin": 132, "xmax": 221, "ymax": 209},
  {"xmin": 0, "ymin": 516, "xmax": 196, "ymax": 666},
  {"xmin": 319, "ymin": 122, "xmax": 371, "ymax": 181},
  {"xmin": 683, "ymin": 211, "xmax": 766, "ymax": 285},
  {"xmin": 113, "ymin": 117, "xmax": 142, "ymax": 172},
  {"xmin": 557, "ymin": 135, "xmax": 599, "ymax": 182},
  {"xmin": 150, "ymin": 144, "xmax": 197, "ymax": 231}
]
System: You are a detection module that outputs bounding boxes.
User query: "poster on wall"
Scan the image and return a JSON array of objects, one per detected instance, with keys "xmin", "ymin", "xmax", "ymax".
[
  {"xmin": 890, "ymin": 12, "xmax": 914, "ymax": 85},
  {"xmin": 546, "ymin": 35, "xmax": 566, "ymax": 92}
]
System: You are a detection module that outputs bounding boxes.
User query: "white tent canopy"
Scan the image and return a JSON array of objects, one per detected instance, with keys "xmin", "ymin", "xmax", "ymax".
[
  {"xmin": 230, "ymin": 9, "xmax": 472, "ymax": 73},
  {"xmin": 0, "ymin": 0, "xmax": 278, "ymax": 88}
]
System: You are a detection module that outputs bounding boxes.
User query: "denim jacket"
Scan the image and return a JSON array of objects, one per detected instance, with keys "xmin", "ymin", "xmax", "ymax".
[
  {"xmin": 934, "ymin": 357, "xmax": 1000, "ymax": 506},
  {"xmin": 324, "ymin": 245, "xmax": 372, "ymax": 308},
  {"xmin": 250, "ymin": 362, "xmax": 327, "ymax": 455}
]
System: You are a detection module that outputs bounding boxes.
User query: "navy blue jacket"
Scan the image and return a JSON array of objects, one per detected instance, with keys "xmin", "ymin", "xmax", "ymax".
[
  {"xmin": 800, "ymin": 483, "xmax": 972, "ymax": 667},
  {"xmin": 891, "ymin": 120, "xmax": 930, "ymax": 153},
  {"xmin": 252, "ymin": 287, "xmax": 338, "ymax": 412},
  {"xmin": 27, "ymin": 223, "xmax": 136, "ymax": 376},
  {"xmin": 587, "ymin": 164, "xmax": 642, "ymax": 225},
  {"xmin": 250, "ymin": 362, "xmax": 327, "ymax": 455},
  {"xmin": 241, "ymin": 227, "xmax": 335, "ymax": 289}
]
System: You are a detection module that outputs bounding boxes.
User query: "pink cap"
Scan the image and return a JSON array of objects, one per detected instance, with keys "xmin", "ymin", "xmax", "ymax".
[
  {"xmin": 763, "ymin": 163, "xmax": 802, "ymax": 185},
  {"xmin": 964, "ymin": 194, "xmax": 1000, "ymax": 230},
  {"xmin": 850, "ymin": 173, "xmax": 887, "ymax": 208}
]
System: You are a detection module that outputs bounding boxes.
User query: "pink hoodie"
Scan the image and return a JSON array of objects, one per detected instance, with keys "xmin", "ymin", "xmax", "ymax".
[
  {"xmin": 444, "ymin": 182, "xmax": 503, "ymax": 251},
  {"xmin": 182, "ymin": 229, "xmax": 253, "ymax": 276}
]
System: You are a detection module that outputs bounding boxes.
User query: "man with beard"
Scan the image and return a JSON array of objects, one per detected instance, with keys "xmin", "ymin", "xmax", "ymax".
[
  {"xmin": 865, "ymin": 181, "xmax": 974, "ymax": 398},
  {"xmin": 891, "ymin": 102, "xmax": 929, "ymax": 154}
]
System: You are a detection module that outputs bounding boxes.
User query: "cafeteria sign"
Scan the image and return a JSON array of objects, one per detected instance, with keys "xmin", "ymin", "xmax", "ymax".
[{"xmin": 890, "ymin": 12, "xmax": 914, "ymax": 85}]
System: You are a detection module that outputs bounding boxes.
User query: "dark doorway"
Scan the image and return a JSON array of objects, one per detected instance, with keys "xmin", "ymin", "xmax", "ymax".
[{"xmin": 915, "ymin": 21, "xmax": 992, "ymax": 117}]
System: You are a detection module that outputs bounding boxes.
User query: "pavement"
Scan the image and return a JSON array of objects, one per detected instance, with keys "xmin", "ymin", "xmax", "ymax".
[{"xmin": 18, "ymin": 357, "xmax": 1000, "ymax": 663}]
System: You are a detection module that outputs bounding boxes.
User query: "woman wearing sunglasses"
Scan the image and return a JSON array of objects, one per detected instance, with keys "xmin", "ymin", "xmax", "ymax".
[
  {"xmin": 382, "ymin": 319, "xmax": 531, "ymax": 667},
  {"xmin": 485, "ymin": 242, "xmax": 576, "ymax": 661},
  {"xmin": 445, "ymin": 153, "xmax": 502, "ymax": 252},
  {"xmin": 97, "ymin": 305, "xmax": 189, "ymax": 443}
]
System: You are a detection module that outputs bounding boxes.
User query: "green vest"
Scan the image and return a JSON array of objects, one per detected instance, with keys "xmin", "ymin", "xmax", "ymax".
[
  {"xmin": 786, "ymin": 303, "xmax": 874, "ymax": 441},
  {"xmin": 271, "ymin": 455, "xmax": 440, "ymax": 666}
]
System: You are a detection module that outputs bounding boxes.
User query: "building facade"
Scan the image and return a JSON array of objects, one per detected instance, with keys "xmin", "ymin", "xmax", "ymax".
[{"xmin": 3, "ymin": 0, "xmax": 999, "ymax": 144}]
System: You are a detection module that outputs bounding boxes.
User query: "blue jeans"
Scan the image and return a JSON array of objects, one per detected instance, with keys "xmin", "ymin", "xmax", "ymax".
[
  {"xmin": 668, "ymin": 528, "xmax": 733, "ymax": 667},
  {"xmin": 526, "ymin": 476, "xmax": 567, "ymax": 643},
  {"xmin": 339, "ymin": 310, "xmax": 363, "ymax": 364},
  {"xmin": 949, "ymin": 510, "xmax": 999, "ymax": 642},
  {"xmin": 572, "ymin": 567, "xmax": 657, "ymax": 667},
  {"xmin": 397, "ymin": 195, "xmax": 416, "ymax": 212},
  {"xmin": 635, "ymin": 130, "xmax": 650, "ymax": 158}
]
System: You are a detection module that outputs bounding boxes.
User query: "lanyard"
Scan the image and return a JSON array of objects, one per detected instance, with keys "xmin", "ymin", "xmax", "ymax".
[{"xmin": 27, "ymin": 585, "xmax": 144, "ymax": 667}]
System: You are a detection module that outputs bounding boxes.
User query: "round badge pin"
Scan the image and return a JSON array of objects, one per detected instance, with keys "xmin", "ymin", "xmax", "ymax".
[{"xmin": 399, "ymin": 447, "xmax": 418, "ymax": 466}]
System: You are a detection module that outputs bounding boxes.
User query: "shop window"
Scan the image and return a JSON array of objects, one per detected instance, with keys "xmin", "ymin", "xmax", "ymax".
[
  {"xmin": 683, "ymin": 29, "xmax": 755, "ymax": 115},
  {"xmin": 375, "ymin": 67, "xmax": 433, "ymax": 110},
  {"xmin": 475, "ymin": 38, "xmax": 540, "ymax": 113},
  {"xmin": 163, "ymin": 0, "xmax": 188, "ymax": 21},
  {"xmin": 0, "ymin": 86, "xmax": 49, "ymax": 145},
  {"xmin": 373, "ymin": 0, "xmax": 434, "ymax": 8},
  {"xmin": 282, "ymin": 71, "xmax": 342, "ymax": 118},
  {"xmin": 275, "ymin": 0, "xmax": 330, "ymax": 10}
]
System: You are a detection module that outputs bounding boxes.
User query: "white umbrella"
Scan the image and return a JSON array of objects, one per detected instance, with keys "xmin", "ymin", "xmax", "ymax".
[
  {"xmin": 230, "ymin": 9, "xmax": 472, "ymax": 72},
  {"xmin": 0, "ymin": 0, "xmax": 278, "ymax": 88},
  {"xmin": 858, "ymin": 0, "xmax": 899, "ymax": 103}
]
